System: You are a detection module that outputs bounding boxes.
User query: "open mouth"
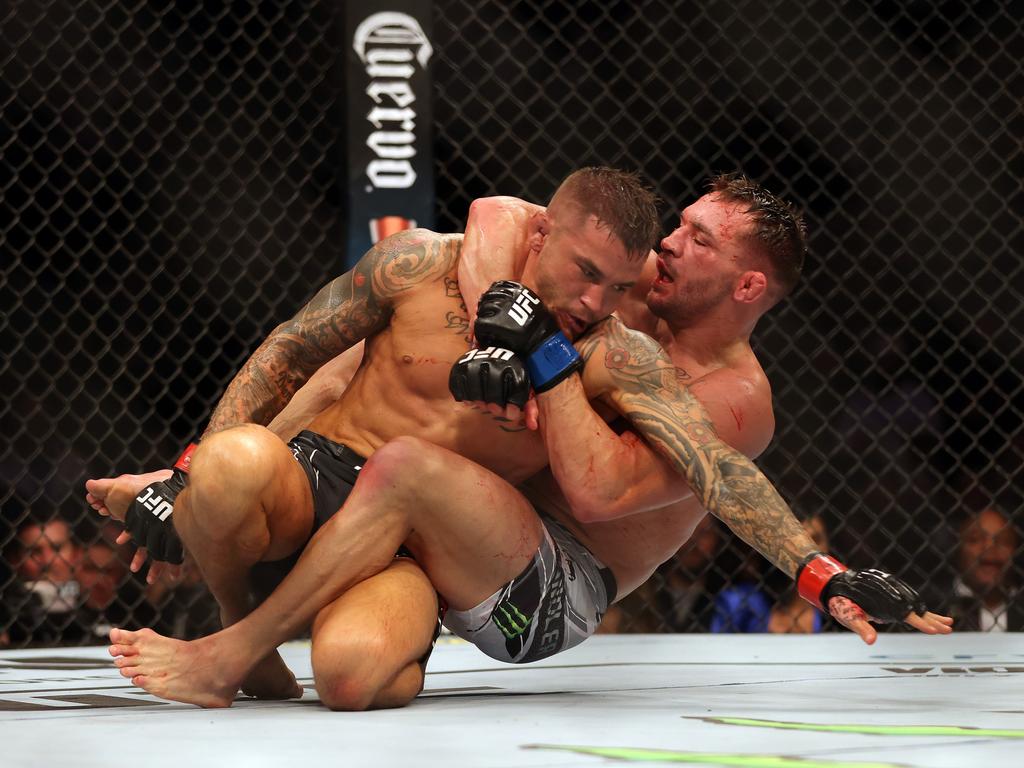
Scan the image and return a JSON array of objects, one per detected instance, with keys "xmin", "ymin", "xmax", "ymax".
[
  {"xmin": 558, "ymin": 312, "xmax": 587, "ymax": 338},
  {"xmin": 655, "ymin": 256, "xmax": 674, "ymax": 285}
]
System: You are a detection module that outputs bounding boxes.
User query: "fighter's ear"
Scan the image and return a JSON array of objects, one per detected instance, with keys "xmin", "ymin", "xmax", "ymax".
[
  {"xmin": 734, "ymin": 270, "xmax": 767, "ymax": 303},
  {"xmin": 527, "ymin": 210, "xmax": 549, "ymax": 253}
]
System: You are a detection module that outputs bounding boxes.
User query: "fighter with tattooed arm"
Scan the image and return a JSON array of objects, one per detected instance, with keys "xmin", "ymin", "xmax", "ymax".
[{"xmin": 89, "ymin": 170, "xmax": 950, "ymax": 709}]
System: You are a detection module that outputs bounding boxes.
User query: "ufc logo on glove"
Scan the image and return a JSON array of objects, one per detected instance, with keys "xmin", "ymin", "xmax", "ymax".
[
  {"xmin": 136, "ymin": 486, "xmax": 174, "ymax": 521},
  {"xmin": 457, "ymin": 347, "xmax": 515, "ymax": 363},
  {"xmin": 508, "ymin": 290, "xmax": 541, "ymax": 326}
]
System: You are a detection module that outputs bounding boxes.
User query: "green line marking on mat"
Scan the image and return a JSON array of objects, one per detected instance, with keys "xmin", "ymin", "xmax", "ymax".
[
  {"xmin": 525, "ymin": 745, "xmax": 904, "ymax": 767},
  {"xmin": 697, "ymin": 716, "xmax": 1024, "ymax": 738}
]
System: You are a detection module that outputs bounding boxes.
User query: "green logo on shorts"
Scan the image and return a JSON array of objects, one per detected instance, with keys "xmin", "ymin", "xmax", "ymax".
[{"xmin": 492, "ymin": 601, "xmax": 532, "ymax": 638}]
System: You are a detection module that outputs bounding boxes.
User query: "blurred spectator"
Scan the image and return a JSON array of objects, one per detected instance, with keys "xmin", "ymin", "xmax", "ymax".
[
  {"xmin": 76, "ymin": 529, "xmax": 133, "ymax": 642},
  {"xmin": 4, "ymin": 517, "xmax": 82, "ymax": 644},
  {"xmin": 144, "ymin": 553, "xmax": 221, "ymax": 639},
  {"xmin": 599, "ymin": 514, "xmax": 721, "ymax": 633},
  {"xmin": 712, "ymin": 511, "xmax": 830, "ymax": 634},
  {"xmin": 947, "ymin": 505, "xmax": 1021, "ymax": 631}
]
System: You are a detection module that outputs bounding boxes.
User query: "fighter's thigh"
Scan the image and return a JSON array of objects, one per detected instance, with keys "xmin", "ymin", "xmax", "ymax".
[
  {"xmin": 310, "ymin": 558, "xmax": 438, "ymax": 704},
  {"xmin": 183, "ymin": 424, "xmax": 314, "ymax": 560},
  {"xmin": 371, "ymin": 436, "xmax": 544, "ymax": 610}
]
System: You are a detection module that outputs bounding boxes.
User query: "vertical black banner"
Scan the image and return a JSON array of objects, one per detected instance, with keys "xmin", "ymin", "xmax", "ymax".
[{"xmin": 345, "ymin": 2, "xmax": 435, "ymax": 266}]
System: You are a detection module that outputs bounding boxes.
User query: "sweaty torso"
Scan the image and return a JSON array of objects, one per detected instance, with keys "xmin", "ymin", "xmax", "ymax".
[
  {"xmin": 309, "ymin": 236, "xmax": 773, "ymax": 593},
  {"xmin": 523, "ymin": 471, "xmax": 709, "ymax": 597},
  {"xmin": 526, "ymin": 332, "xmax": 775, "ymax": 598},
  {"xmin": 307, "ymin": 233, "xmax": 548, "ymax": 485}
]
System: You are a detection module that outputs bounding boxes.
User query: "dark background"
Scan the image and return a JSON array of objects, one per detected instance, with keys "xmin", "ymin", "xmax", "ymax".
[{"xmin": 2, "ymin": 0, "xmax": 1021, "ymax": 642}]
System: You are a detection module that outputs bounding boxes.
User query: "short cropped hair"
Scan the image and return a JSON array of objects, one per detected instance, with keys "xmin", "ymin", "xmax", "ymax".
[
  {"xmin": 709, "ymin": 172, "xmax": 807, "ymax": 301},
  {"xmin": 549, "ymin": 167, "xmax": 660, "ymax": 260}
]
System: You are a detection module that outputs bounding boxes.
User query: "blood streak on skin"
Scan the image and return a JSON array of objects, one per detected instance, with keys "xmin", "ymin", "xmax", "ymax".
[
  {"xmin": 354, "ymin": 273, "xmax": 366, "ymax": 287},
  {"xmin": 729, "ymin": 403, "xmax": 743, "ymax": 431}
]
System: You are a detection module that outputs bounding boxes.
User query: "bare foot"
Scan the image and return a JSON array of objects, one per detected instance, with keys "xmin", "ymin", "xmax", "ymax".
[
  {"xmin": 86, "ymin": 470, "xmax": 172, "ymax": 521},
  {"xmin": 109, "ymin": 626, "xmax": 242, "ymax": 708},
  {"xmin": 240, "ymin": 651, "xmax": 304, "ymax": 700}
]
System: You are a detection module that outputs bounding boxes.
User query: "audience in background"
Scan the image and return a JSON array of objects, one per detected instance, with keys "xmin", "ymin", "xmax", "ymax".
[
  {"xmin": 711, "ymin": 511, "xmax": 831, "ymax": 634},
  {"xmin": 2, "ymin": 516, "xmax": 220, "ymax": 646},
  {"xmin": 144, "ymin": 554, "xmax": 221, "ymax": 640},
  {"xmin": 76, "ymin": 524, "xmax": 135, "ymax": 642},
  {"xmin": 4, "ymin": 517, "xmax": 82, "ymax": 644},
  {"xmin": 947, "ymin": 505, "xmax": 1021, "ymax": 631},
  {"xmin": 598, "ymin": 515, "xmax": 721, "ymax": 633},
  {"xmin": 2, "ymin": 501, "xmax": 1018, "ymax": 643}
]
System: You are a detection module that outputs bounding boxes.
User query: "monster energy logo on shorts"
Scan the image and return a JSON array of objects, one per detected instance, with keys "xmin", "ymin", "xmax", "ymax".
[{"xmin": 492, "ymin": 600, "xmax": 531, "ymax": 638}]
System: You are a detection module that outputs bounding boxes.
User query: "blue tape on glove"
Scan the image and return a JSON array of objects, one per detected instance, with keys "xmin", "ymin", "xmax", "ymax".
[{"xmin": 527, "ymin": 332, "xmax": 582, "ymax": 392}]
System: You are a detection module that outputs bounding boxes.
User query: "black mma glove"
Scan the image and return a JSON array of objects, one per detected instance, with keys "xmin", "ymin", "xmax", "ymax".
[
  {"xmin": 473, "ymin": 280, "xmax": 582, "ymax": 393},
  {"xmin": 124, "ymin": 443, "xmax": 197, "ymax": 565},
  {"xmin": 796, "ymin": 551, "xmax": 928, "ymax": 623},
  {"xmin": 449, "ymin": 346, "xmax": 531, "ymax": 410}
]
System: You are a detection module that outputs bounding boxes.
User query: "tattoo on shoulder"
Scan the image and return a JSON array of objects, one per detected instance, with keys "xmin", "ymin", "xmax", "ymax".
[
  {"xmin": 579, "ymin": 319, "xmax": 678, "ymax": 395},
  {"xmin": 206, "ymin": 230, "xmax": 460, "ymax": 433},
  {"xmin": 583, "ymin": 318, "xmax": 812, "ymax": 579},
  {"xmin": 370, "ymin": 230, "xmax": 457, "ymax": 296}
]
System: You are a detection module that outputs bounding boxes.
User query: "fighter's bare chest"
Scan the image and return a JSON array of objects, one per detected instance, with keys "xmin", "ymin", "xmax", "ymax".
[{"xmin": 382, "ymin": 286, "xmax": 472, "ymax": 388}]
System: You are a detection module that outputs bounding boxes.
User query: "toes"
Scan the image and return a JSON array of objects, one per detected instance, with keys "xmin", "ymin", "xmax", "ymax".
[
  {"xmin": 119, "ymin": 665, "xmax": 141, "ymax": 679},
  {"xmin": 110, "ymin": 643, "xmax": 139, "ymax": 658},
  {"xmin": 109, "ymin": 627, "xmax": 132, "ymax": 644}
]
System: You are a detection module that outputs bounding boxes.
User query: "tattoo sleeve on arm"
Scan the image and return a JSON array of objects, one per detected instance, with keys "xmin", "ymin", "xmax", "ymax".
[
  {"xmin": 586, "ymin": 321, "xmax": 816, "ymax": 578},
  {"xmin": 204, "ymin": 230, "xmax": 454, "ymax": 435}
]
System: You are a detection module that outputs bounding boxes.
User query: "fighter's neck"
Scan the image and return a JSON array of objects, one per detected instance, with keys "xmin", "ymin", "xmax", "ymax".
[{"xmin": 661, "ymin": 317, "xmax": 754, "ymax": 369}]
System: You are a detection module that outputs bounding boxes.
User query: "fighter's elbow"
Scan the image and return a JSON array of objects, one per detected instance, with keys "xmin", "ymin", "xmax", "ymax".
[{"xmin": 564, "ymin": 489, "xmax": 622, "ymax": 524}]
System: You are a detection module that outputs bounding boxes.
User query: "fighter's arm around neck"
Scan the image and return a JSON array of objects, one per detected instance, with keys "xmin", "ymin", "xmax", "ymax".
[
  {"xmin": 203, "ymin": 228, "xmax": 448, "ymax": 437},
  {"xmin": 269, "ymin": 196, "xmax": 537, "ymax": 438},
  {"xmin": 458, "ymin": 196, "xmax": 543, "ymax": 322},
  {"xmin": 541, "ymin": 317, "xmax": 816, "ymax": 579}
]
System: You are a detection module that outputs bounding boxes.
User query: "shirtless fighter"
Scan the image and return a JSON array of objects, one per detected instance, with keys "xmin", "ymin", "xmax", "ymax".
[
  {"xmin": 94, "ymin": 173, "xmax": 951, "ymax": 708},
  {"xmin": 88, "ymin": 167, "xmax": 661, "ymax": 708}
]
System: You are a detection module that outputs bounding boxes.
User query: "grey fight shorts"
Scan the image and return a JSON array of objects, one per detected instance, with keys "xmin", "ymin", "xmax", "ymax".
[{"xmin": 444, "ymin": 514, "xmax": 617, "ymax": 663}]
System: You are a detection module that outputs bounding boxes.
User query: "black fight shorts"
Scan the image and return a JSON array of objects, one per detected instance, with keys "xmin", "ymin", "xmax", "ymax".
[
  {"xmin": 249, "ymin": 430, "xmax": 365, "ymax": 602},
  {"xmin": 248, "ymin": 430, "xmax": 443, "ymax": 666}
]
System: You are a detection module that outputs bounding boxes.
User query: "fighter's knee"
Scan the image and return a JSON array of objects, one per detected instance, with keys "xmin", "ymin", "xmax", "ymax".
[
  {"xmin": 316, "ymin": 675, "xmax": 376, "ymax": 712},
  {"xmin": 181, "ymin": 425, "xmax": 282, "ymax": 539},
  {"xmin": 316, "ymin": 665, "xmax": 423, "ymax": 712},
  {"xmin": 360, "ymin": 436, "xmax": 446, "ymax": 491},
  {"xmin": 312, "ymin": 637, "xmax": 396, "ymax": 711},
  {"xmin": 191, "ymin": 425, "xmax": 279, "ymax": 483}
]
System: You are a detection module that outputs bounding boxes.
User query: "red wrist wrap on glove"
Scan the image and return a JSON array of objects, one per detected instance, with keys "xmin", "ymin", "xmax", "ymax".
[
  {"xmin": 173, "ymin": 443, "xmax": 198, "ymax": 473},
  {"xmin": 797, "ymin": 553, "xmax": 848, "ymax": 610}
]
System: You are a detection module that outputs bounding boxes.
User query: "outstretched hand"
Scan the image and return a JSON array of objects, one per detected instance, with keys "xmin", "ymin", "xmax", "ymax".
[{"xmin": 827, "ymin": 595, "xmax": 953, "ymax": 644}]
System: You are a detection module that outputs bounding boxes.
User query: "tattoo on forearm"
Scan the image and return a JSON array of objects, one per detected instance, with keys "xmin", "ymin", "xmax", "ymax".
[
  {"xmin": 583, "ymin": 319, "xmax": 814, "ymax": 578},
  {"xmin": 205, "ymin": 231, "xmax": 457, "ymax": 434}
]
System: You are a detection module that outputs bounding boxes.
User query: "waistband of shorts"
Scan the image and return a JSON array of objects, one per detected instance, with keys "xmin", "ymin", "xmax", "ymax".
[
  {"xmin": 294, "ymin": 430, "xmax": 368, "ymax": 470},
  {"xmin": 599, "ymin": 566, "xmax": 618, "ymax": 606}
]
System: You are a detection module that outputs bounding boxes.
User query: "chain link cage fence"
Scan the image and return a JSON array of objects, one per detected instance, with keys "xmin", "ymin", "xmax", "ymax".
[{"xmin": 2, "ymin": 1, "xmax": 1022, "ymax": 646}]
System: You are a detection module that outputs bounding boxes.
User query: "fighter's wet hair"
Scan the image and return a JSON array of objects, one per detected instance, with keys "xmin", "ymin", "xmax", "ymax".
[
  {"xmin": 549, "ymin": 167, "xmax": 660, "ymax": 261},
  {"xmin": 709, "ymin": 172, "xmax": 807, "ymax": 302}
]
